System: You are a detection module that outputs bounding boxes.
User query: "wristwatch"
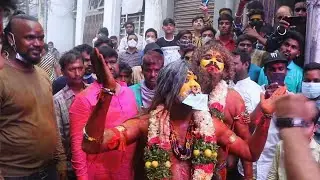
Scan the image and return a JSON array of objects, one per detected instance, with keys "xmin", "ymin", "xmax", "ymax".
[{"xmin": 276, "ymin": 117, "xmax": 309, "ymax": 128}]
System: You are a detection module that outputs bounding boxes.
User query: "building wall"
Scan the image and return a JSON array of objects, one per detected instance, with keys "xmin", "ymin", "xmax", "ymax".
[
  {"xmin": 75, "ymin": 0, "xmax": 237, "ymax": 44},
  {"xmin": 47, "ymin": 0, "xmax": 75, "ymax": 53}
]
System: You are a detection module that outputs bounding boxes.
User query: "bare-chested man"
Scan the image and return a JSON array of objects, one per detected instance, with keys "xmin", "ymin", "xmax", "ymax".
[{"xmin": 81, "ymin": 47, "xmax": 285, "ymax": 180}]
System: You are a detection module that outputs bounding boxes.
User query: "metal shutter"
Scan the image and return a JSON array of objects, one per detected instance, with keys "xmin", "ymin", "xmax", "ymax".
[{"xmin": 174, "ymin": 0, "xmax": 215, "ymax": 32}]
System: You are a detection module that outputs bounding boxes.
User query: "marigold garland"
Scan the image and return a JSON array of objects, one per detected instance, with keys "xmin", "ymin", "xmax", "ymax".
[{"xmin": 144, "ymin": 80, "xmax": 228, "ymax": 180}]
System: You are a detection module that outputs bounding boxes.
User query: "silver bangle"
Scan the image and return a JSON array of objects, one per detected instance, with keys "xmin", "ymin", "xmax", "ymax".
[
  {"xmin": 276, "ymin": 26, "xmax": 287, "ymax": 36},
  {"xmin": 101, "ymin": 87, "xmax": 115, "ymax": 96}
]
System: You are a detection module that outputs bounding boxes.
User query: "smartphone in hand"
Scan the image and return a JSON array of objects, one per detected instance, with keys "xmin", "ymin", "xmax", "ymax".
[{"xmin": 265, "ymin": 73, "xmax": 286, "ymax": 99}]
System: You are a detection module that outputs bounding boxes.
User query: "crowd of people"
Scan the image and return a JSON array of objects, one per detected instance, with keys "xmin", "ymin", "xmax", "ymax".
[{"xmin": 0, "ymin": 0, "xmax": 320, "ymax": 180}]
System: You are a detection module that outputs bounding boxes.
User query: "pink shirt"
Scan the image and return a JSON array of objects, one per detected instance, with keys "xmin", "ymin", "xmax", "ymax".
[{"xmin": 69, "ymin": 82, "xmax": 138, "ymax": 180}]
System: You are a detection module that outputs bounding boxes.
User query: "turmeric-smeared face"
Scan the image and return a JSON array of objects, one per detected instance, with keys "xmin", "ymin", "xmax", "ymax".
[
  {"xmin": 200, "ymin": 50, "xmax": 225, "ymax": 73},
  {"xmin": 179, "ymin": 71, "xmax": 202, "ymax": 100}
]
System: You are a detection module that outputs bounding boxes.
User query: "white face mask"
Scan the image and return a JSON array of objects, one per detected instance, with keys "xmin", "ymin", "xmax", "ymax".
[
  {"xmin": 9, "ymin": 32, "xmax": 29, "ymax": 63},
  {"xmin": 202, "ymin": 36, "xmax": 212, "ymax": 45},
  {"xmin": 302, "ymin": 82, "xmax": 320, "ymax": 99},
  {"xmin": 146, "ymin": 37, "xmax": 156, "ymax": 44},
  {"xmin": 127, "ymin": 39, "xmax": 137, "ymax": 48}
]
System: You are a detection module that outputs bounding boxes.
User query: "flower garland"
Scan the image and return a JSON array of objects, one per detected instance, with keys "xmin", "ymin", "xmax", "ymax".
[
  {"xmin": 144, "ymin": 105, "xmax": 219, "ymax": 180},
  {"xmin": 208, "ymin": 80, "xmax": 228, "ymax": 121}
]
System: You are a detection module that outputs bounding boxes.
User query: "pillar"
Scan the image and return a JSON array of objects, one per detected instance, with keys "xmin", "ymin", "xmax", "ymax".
[
  {"xmin": 103, "ymin": 0, "xmax": 121, "ymax": 37},
  {"xmin": 305, "ymin": 0, "xmax": 320, "ymax": 64}
]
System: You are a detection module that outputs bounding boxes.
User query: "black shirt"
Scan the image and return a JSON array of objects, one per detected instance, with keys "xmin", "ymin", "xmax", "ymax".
[{"xmin": 156, "ymin": 37, "xmax": 178, "ymax": 48}]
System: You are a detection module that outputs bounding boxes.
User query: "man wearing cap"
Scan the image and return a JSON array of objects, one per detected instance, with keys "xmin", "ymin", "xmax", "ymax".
[
  {"xmin": 257, "ymin": 34, "xmax": 303, "ymax": 93},
  {"xmin": 130, "ymin": 44, "xmax": 164, "ymax": 112},
  {"xmin": 238, "ymin": 51, "xmax": 290, "ymax": 180}
]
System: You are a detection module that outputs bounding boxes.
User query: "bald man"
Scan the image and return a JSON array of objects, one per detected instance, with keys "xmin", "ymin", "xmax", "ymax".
[{"xmin": 0, "ymin": 14, "xmax": 67, "ymax": 179}]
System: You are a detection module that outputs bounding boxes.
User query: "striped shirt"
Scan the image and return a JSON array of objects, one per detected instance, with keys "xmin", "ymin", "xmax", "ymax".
[
  {"xmin": 38, "ymin": 53, "xmax": 58, "ymax": 81},
  {"xmin": 119, "ymin": 50, "xmax": 142, "ymax": 68}
]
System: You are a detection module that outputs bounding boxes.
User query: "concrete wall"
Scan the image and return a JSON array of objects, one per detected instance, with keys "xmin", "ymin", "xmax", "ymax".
[
  {"xmin": 103, "ymin": 0, "xmax": 121, "ymax": 37},
  {"xmin": 47, "ymin": 0, "xmax": 75, "ymax": 53},
  {"xmin": 213, "ymin": 0, "xmax": 237, "ymax": 29}
]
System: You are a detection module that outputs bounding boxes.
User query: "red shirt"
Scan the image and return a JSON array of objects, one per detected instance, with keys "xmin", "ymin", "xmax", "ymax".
[{"xmin": 217, "ymin": 36, "xmax": 236, "ymax": 52}]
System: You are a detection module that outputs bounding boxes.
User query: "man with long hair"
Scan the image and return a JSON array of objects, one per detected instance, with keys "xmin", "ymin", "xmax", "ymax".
[{"xmin": 81, "ymin": 46, "xmax": 286, "ymax": 179}]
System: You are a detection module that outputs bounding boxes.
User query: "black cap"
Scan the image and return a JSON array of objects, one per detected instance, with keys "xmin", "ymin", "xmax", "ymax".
[
  {"xmin": 263, "ymin": 51, "xmax": 288, "ymax": 67},
  {"xmin": 144, "ymin": 43, "xmax": 163, "ymax": 55}
]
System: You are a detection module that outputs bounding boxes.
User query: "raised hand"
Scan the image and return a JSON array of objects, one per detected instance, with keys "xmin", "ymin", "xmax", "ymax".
[
  {"xmin": 243, "ymin": 26, "xmax": 260, "ymax": 39},
  {"xmin": 92, "ymin": 48, "xmax": 117, "ymax": 90},
  {"xmin": 260, "ymin": 86, "xmax": 287, "ymax": 114}
]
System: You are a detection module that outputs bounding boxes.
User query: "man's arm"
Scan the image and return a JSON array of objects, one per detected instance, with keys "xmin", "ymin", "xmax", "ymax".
[
  {"xmin": 53, "ymin": 98, "xmax": 65, "ymax": 144},
  {"xmin": 82, "ymin": 115, "xmax": 149, "ymax": 154},
  {"xmin": 228, "ymin": 91, "xmax": 253, "ymax": 179},
  {"xmin": 200, "ymin": 4, "xmax": 213, "ymax": 27},
  {"xmin": 281, "ymin": 128, "xmax": 320, "ymax": 180},
  {"xmin": 216, "ymin": 114, "xmax": 271, "ymax": 161},
  {"xmin": 276, "ymin": 95, "xmax": 320, "ymax": 180},
  {"xmin": 234, "ymin": 0, "xmax": 247, "ymax": 25}
]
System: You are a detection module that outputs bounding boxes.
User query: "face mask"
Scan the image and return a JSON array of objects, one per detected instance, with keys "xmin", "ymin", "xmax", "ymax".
[
  {"xmin": 202, "ymin": 36, "xmax": 212, "ymax": 45},
  {"xmin": 146, "ymin": 37, "xmax": 156, "ymax": 44},
  {"xmin": 249, "ymin": 20, "xmax": 263, "ymax": 32},
  {"xmin": 128, "ymin": 39, "xmax": 137, "ymax": 48},
  {"xmin": 302, "ymin": 82, "xmax": 320, "ymax": 99},
  {"xmin": 9, "ymin": 32, "xmax": 29, "ymax": 64},
  {"xmin": 177, "ymin": 39, "xmax": 194, "ymax": 51}
]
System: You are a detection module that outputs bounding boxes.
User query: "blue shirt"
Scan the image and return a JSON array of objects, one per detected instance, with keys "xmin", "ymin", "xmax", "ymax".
[
  {"xmin": 248, "ymin": 64, "xmax": 261, "ymax": 83},
  {"xmin": 257, "ymin": 61, "xmax": 303, "ymax": 93},
  {"xmin": 129, "ymin": 83, "xmax": 142, "ymax": 110}
]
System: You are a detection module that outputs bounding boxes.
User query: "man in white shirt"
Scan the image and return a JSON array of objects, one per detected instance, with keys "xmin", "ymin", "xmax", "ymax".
[
  {"xmin": 118, "ymin": 21, "xmax": 143, "ymax": 52},
  {"xmin": 233, "ymin": 50, "xmax": 262, "ymax": 113}
]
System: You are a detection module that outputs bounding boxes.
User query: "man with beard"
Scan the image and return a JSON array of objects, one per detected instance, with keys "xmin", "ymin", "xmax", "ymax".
[
  {"xmin": 0, "ymin": 14, "xmax": 66, "ymax": 179},
  {"xmin": 216, "ymin": 14, "xmax": 235, "ymax": 52},
  {"xmin": 80, "ymin": 53, "xmax": 285, "ymax": 180},
  {"xmin": 69, "ymin": 46, "xmax": 138, "ymax": 179},
  {"xmin": 258, "ymin": 31, "xmax": 303, "ymax": 93},
  {"xmin": 190, "ymin": 41, "xmax": 284, "ymax": 179},
  {"xmin": 52, "ymin": 44, "xmax": 94, "ymax": 94}
]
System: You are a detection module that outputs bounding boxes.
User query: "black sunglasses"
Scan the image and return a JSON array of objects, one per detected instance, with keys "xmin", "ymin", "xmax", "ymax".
[{"xmin": 295, "ymin": 7, "xmax": 307, "ymax": 12}]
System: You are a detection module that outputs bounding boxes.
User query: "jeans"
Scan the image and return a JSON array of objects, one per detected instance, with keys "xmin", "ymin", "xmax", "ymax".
[{"xmin": 4, "ymin": 164, "xmax": 57, "ymax": 180}]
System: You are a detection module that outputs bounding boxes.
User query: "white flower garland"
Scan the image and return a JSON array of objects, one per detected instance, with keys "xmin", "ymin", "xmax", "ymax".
[{"xmin": 208, "ymin": 80, "xmax": 228, "ymax": 109}]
